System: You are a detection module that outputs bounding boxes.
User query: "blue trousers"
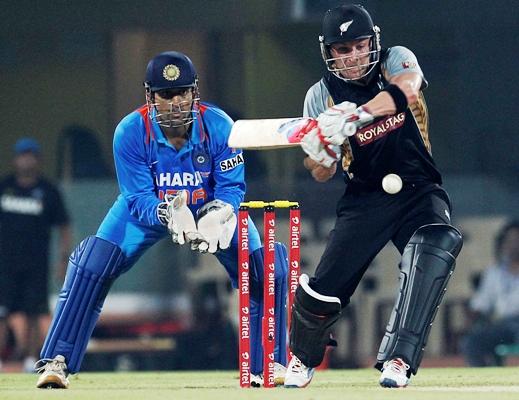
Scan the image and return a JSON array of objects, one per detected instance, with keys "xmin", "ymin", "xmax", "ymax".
[{"xmin": 41, "ymin": 197, "xmax": 287, "ymax": 374}]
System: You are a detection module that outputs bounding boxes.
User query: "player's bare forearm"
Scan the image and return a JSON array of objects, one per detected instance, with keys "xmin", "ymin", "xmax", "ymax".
[
  {"xmin": 304, "ymin": 157, "xmax": 337, "ymax": 182},
  {"xmin": 363, "ymin": 72, "xmax": 422, "ymax": 117}
]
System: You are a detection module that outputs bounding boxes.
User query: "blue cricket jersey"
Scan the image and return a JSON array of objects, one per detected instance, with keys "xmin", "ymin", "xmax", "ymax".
[{"xmin": 96, "ymin": 102, "xmax": 260, "ymax": 278}]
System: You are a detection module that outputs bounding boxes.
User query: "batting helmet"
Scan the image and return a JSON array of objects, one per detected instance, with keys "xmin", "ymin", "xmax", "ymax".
[{"xmin": 319, "ymin": 4, "xmax": 381, "ymax": 82}]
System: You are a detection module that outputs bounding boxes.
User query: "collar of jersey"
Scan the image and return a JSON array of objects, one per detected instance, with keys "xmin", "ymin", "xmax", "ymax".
[{"xmin": 150, "ymin": 112, "xmax": 204, "ymax": 154}]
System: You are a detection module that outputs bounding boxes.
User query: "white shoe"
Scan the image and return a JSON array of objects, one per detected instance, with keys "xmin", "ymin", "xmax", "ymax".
[
  {"xmin": 274, "ymin": 362, "xmax": 287, "ymax": 386},
  {"xmin": 250, "ymin": 362, "xmax": 287, "ymax": 387},
  {"xmin": 284, "ymin": 355, "xmax": 315, "ymax": 388},
  {"xmin": 250, "ymin": 372, "xmax": 263, "ymax": 388},
  {"xmin": 379, "ymin": 358, "xmax": 410, "ymax": 388},
  {"xmin": 36, "ymin": 355, "xmax": 69, "ymax": 389}
]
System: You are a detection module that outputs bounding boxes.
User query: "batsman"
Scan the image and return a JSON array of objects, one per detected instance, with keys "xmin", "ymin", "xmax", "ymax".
[
  {"xmin": 284, "ymin": 4, "xmax": 463, "ymax": 388},
  {"xmin": 35, "ymin": 51, "xmax": 289, "ymax": 388}
]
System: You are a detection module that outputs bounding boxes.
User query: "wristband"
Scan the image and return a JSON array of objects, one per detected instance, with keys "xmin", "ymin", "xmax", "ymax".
[{"xmin": 383, "ymin": 84, "xmax": 408, "ymax": 114}]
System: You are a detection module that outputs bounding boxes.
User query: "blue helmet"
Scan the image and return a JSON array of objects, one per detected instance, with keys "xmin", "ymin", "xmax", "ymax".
[
  {"xmin": 144, "ymin": 51, "xmax": 200, "ymax": 128},
  {"xmin": 144, "ymin": 51, "xmax": 198, "ymax": 92}
]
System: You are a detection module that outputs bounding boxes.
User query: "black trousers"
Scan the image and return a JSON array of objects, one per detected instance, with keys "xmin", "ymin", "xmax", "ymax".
[{"xmin": 310, "ymin": 183, "xmax": 451, "ymax": 305}]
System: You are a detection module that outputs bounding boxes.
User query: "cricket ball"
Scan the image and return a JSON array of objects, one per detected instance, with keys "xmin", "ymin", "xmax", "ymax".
[{"xmin": 382, "ymin": 173, "xmax": 403, "ymax": 194}]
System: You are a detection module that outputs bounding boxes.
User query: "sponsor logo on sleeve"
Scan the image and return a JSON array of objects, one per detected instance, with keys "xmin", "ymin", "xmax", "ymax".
[
  {"xmin": 220, "ymin": 153, "xmax": 244, "ymax": 172},
  {"xmin": 402, "ymin": 61, "xmax": 417, "ymax": 69}
]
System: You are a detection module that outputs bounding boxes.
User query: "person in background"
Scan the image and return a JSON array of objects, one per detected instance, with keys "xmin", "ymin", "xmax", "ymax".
[
  {"xmin": 461, "ymin": 220, "xmax": 519, "ymax": 366},
  {"xmin": 0, "ymin": 138, "xmax": 71, "ymax": 372}
]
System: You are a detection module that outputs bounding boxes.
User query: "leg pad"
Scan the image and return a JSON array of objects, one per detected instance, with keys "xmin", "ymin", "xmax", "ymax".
[
  {"xmin": 290, "ymin": 274, "xmax": 341, "ymax": 368},
  {"xmin": 40, "ymin": 236, "xmax": 126, "ymax": 373},
  {"xmin": 376, "ymin": 224, "xmax": 463, "ymax": 374}
]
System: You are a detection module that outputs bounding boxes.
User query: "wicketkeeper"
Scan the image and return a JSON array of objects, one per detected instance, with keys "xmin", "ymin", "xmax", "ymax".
[{"xmin": 35, "ymin": 51, "xmax": 289, "ymax": 389}]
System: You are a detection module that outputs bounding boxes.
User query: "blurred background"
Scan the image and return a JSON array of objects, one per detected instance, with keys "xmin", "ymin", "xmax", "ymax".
[{"xmin": 1, "ymin": 0, "xmax": 518, "ymax": 371}]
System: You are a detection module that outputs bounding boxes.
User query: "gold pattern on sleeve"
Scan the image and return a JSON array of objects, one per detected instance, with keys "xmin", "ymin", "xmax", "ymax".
[
  {"xmin": 409, "ymin": 91, "xmax": 431, "ymax": 153},
  {"xmin": 341, "ymin": 140, "xmax": 353, "ymax": 172}
]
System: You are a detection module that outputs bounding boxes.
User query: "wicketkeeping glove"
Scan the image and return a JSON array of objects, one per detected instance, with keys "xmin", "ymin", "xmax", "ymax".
[
  {"xmin": 157, "ymin": 190, "xmax": 203, "ymax": 245},
  {"xmin": 298, "ymin": 119, "xmax": 341, "ymax": 168},
  {"xmin": 196, "ymin": 199, "xmax": 237, "ymax": 254},
  {"xmin": 317, "ymin": 101, "xmax": 374, "ymax": 146}
]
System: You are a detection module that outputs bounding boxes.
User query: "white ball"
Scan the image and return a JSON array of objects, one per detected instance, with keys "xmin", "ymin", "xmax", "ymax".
[{"xmin": 382, "ymin": 173, "xmax": 403, "ymax": 194}]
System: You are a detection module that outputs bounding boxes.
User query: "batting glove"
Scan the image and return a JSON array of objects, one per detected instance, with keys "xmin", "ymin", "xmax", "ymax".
[
  {"xmin": 196, "ymin": 199, "xmax": 237, "ymax": 254},
  {"xmin": 317, "ymin": 101, "xmax": 374, "ymax": 146},
  {"xmin": 157, "ymin": 190, "xmax": 203, "ymax": 246},
  {"xmin": 298, "ymin": 119, "xmax": 341, "ymax": 168}
]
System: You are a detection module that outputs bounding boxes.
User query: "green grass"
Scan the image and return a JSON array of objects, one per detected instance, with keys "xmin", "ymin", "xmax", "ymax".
[{"xmin": 1, "ymin": 367, "xmax": 519, "ymax": 400}]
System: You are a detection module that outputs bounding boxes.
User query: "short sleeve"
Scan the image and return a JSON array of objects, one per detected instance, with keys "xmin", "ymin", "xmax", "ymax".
[{"xmin": 383, "ymin": 46, "xmax": 427, "ymax": 89}]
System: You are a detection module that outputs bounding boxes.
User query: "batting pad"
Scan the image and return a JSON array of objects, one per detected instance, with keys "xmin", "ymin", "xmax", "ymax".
[
  {"xmin": 376, "ymin": 224, "xmax": 463, "ymax": 374},
  {"xmin": 249, "ymin": 243, "xmax": 288, "ymax": 374},
  {"xmin": 40, "ymin": 236, "xmax": 125, "ymax": 373},
  {"xmin": 290, "ymin": 274, "xmax": 341, "ymax": 368}
]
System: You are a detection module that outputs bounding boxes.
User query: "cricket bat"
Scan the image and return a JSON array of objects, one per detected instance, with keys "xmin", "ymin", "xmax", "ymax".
[{"xmin": 228, "ymin": 117, "xmax": 315, "ymax": 149}]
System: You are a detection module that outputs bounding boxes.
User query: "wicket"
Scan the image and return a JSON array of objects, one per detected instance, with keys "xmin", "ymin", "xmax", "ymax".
[{"xmin": 237, "ymin": 200, "xmax": 301, "ymax": 388}]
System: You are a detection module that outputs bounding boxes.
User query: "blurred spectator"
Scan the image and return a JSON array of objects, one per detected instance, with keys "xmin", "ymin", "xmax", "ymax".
[
  {"xmin": 0, "ymin": 138, "xmax": 72, "ymax": 372},
  {"xmin": 461, "ymin": 220, "xmax": 519, "ymax": 366},
  {"xmin": 174, "ymin": 281, "xmax": 237, "ymax": 370}
]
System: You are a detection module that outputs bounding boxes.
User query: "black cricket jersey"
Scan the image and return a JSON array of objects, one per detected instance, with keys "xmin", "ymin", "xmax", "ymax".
[
  {"xmin": 0, "ymin": 175, "xmax": 69, "ymax": 270},
  {"xmin": 322, "ymin": 52, "xmax": 442, "ymax": 192}
]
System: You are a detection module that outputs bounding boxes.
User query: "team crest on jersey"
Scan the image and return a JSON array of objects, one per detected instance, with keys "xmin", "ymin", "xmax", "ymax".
[
  {"xmin": 355, "ymin": 112, "xmax": 405, "ymax": 146},
  {"xmin": 192, "ymin": 149, "xmax": 211, "ymax": 173},
  {"xmin": 220, "ymin": 153, "xmax": 244, "ymax": 172}
]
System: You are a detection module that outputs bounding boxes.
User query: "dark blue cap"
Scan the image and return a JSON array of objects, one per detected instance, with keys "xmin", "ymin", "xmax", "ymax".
[
  {"xmin": 144, "ymin": 51, "xmax": 198, "ymax": 92},
  {"xmin": 14, "ymin": 137, "xmax": 41, "ymax": 155}
]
